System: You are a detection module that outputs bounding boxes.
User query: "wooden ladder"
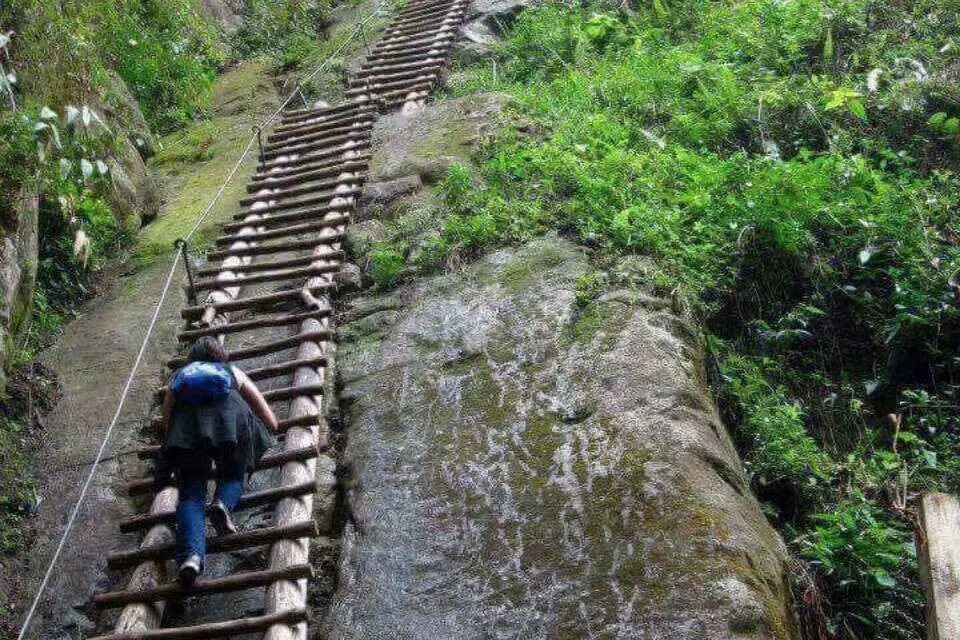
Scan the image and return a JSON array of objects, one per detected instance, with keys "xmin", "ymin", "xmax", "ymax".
[{"xmin": 88, "ymin": 1, "xmax": 470, "ymax": 637}]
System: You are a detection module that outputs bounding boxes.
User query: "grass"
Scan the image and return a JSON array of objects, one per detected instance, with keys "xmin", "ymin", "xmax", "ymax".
[
  {"xmin": 138, "ymin": 61, "xmax": 280, "ymax": 266},
  {"xmin": 365, "ymin": 1, "xmax": 960, "ymax": 636}
]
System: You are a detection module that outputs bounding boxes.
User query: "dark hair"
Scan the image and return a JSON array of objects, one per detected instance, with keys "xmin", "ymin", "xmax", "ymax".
[{"xmin": 187, "ymin": 336, "xmax": 229, "ymax": 364}]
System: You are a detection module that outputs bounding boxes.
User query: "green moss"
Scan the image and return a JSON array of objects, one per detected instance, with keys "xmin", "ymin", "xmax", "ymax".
[{"xmin": 137, "ymin": 62, "xmax": 279, "ymax": 267}]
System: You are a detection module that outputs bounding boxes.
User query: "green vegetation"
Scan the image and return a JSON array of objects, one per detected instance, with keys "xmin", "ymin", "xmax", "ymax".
[
  {"xmin": 7, "ymin": 0, "xmax": 223, "ymax": 132},
  {"xmin": 365, "ymin": 1, "xmax": 960, "ymax": 636},
  {"xmin": 0, "ymin": 415, "xmax": 38, "ymax": 555},
  {"xmin": 232, "ymin": 0, "xmax": 334, "ymax": 70}
]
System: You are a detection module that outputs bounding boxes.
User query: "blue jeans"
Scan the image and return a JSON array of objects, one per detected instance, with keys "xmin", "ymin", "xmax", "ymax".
[{"xmin": 175, "ymin": 450, "xmax": 245, "ymax": 567}]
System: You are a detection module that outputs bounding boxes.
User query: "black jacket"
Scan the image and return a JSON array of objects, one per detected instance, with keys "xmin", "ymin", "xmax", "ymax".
[{"xmin": 161, "ymin": 388, "xmax": 273, "ymax": 476}]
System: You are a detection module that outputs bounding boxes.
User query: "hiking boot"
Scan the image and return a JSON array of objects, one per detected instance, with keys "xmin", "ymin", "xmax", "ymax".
[
  {"xmin": 209, "ymin": 500, "xmax": 238, "ymax": 536},
  {"xmin": 178, "ymin": 553, "xmax": 202, "ymax": 586}
]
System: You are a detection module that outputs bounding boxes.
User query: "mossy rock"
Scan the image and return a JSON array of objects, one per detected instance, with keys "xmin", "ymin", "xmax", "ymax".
[{"xmin": 328, "ymin": 236, "xmax": 797, "ymax": 638}]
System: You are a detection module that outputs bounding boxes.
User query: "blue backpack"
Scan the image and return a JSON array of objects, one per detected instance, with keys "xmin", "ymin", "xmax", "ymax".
[{"xmin": 170, "ymin": 361, "xmax": 233, "ymax": 404}]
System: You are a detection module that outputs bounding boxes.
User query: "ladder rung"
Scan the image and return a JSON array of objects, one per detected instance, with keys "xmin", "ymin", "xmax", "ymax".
[
  {"xmin": 216, "ymin": 215, "xmax": 350, "ymax": 247},
  {"xmin": 260, "ymin": 129, "xmax": 371, "ymax": 161},
  {"xmin": 177, "ymin": 308, "xmax": 333, "ymax": 341},
  {"xmin": 247, "ymin": 159, "xmax": 369, "ymax": 192},
  {"xmin": 107, "ymin": 520, "xmax": 318, "ymax": 570},
  {"xmin": 256, "ymin": 140, "xmax": 372, "ymax": 173},
  {"xmin": 195, "ymin": 252, "xmax": 343, "ymax": 276},
  {"xmin": 205, "ymin": 233, "xmax": 346, "ymax": 261},
  {"xmin": 240, "ymin": 175, "xmax": 359, "ymax": 207},
  {"xmin": 246, "ymin": 356, "xmax": 330, "ymax": 382},
  {"xmin": 169, "ymin": 330, "xmax": 332, "ymax": 368},
  {"xmin": 180, "ymin": 284, "xmax": 335, "ymax": 319},
  {"xmin": 123, "ymin": 475, "xmax": 318, "ymax": 523},
  {"xmin": 238, "ymin": 186, "xmax": 360, "ymax": 217},
  {"xmin": 88, "ymin": 609, "xmax": 308, "ymax": 640},
  {"xmin": 263, "ymin": 382, "xmax": 325, "ymax": 403},
  {"xmin": 193, "ymin": 264, "xmax": 341, "ymax": 292}
]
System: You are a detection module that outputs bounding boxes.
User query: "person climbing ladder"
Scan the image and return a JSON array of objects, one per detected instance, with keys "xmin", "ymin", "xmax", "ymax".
[{"xmin": 159, "ymin": 336, "xmax": 279, "ymax": 585}]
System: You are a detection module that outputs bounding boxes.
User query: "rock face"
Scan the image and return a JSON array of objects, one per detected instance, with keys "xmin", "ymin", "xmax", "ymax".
[
  {"xmin": 454, "ymin": 0, "xmax": 533, "ymax": 62},
  {"xmin": 0, "ymin": 188, "xmax": 39, "ymax": 390},
  {"xmin": 97, "ymin": 70, "xmax": 162, "ymax": 228},
  {"xmin": 325, "ymin": 236, "xmax": 798, "ymax": 638},
  {"xmin": 197, "ymin": 0, "xmax": 245, "ymax": 29},
  {"xmin": 0, "ymin": 67, "xmax": 160, "ymax": 393}
]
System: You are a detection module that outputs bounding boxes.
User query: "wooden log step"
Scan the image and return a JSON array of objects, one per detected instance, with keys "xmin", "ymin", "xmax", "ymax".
[
  {"xmin": 273, "ymin": 105, "xmax": 375, "ymax": 136},
  {"xmin": 350, "ymin": 65, "xmax": 442, "ymax": 88},
  {"xmin": 384, "ymin": 16, "xmax": 460, "ymax": 39},
  {"xmin": 260, "ymin": 129, "xmax": 371, "ymax": 162},
  {"xmin": 373, "ymin": 30, "xmax": 454, "ymax": 53},
  {"xmin": 263, "ymin": 382, "xmax": 325, "ymax": 403},
  {"xmin": 240, "ymin": 174, "xmax": 365, "ymax": 207},
  {"xmin": 354, "ymin": 56, "xmax": 444, "ymax": 78},
  {"xmin": 391, "ymin": 3, "xmax": 464, "ymax": 26},
  {"xmin": 216, "ymin": 215, "xmax": 351, "ymax": 248},
  {"xmin": 399, "ymin": 0, "xmax": 459, "ymax": 12},
  {"xmin": 373, "ymin": 34, "xmax": 454, "ymax": 57},
  {"xmin": 268, "ymin": 113, "xmax": 374, "ymax": 144},
  {"xmin": 386, "ymin": 9, "xmax": 464, "ymax": 33},
  {"xmin": 395, "ymin": 0, "xmax": 456, "ymax": 16},
  {"xmin": 238, "ymin": 180, "xmax": 352, "ymax": 211},
  {"xmin": 195, "ymin": 251, "xmax": 343, "ymax": 278},
  {"xmin": 232, "ymin": 197, "xmax": 352, "ymax": 221},
  {"xmin": 107, "ymin": 520, "xmax": 318, "ymax": 570},
  {"xmin": 246, "ymin": 159, "xmax": 368, "ymax": 194},
  {"xmin": 399, "ymin": 0, "xmax": 464, "ymax": 13},
  {"xmin": 94, "ymin": 564, "xmax": 312, "ymax": 609},
  {"xmin": 194, "ymin": 264, "xmax": 341, "ymax": 293},
  {"xmin": 252, "ymin": 152, "xmax": 370, "ymax": 184},
  {"xmin": 88, "ymin": 608, "xmax": 308, "ymax": 640},
  {"xmin": 169, "ymin": 330, "xmax": 332, "ymax": 369},
  {"xmin": 346, "ymin": 74, "xmax": 438, "ymax": 97},
  {"xmin": 227, "ymin": 207, "xmax": 351, "ymax": 233},
  {"xmin": 206, "ymin": 233, "xmax": 346, "ymax": 261},
  {"xmin": 275, "ymin": 412, "xmax": 322, "ymax": 432},
  {"xmin": 277, "ymin": 101, "xmax": 371, "ymax": 132},
  {"xmin": 138, "ymin": 445, "xmax": 161, "ymax": 459},
  {"xmin": 263, "ymin": 120, "xmax": 373, "ymax": 153},
  {"xmin": 123, "ymin": 476, "xmax": 318, "ymax": 523},
  {"xmin": 246, "ymin": 356, "xmax": 330, "ymax": 383},
  {"xmin": 256, "ymin": 139, "xmax": 373, "ymax": 172},
  {"xmin": 250, "ymin": 155, "xmax": 370, "ymax": 188},
  {"xmin": 280, "ymin": 98, "xmax": 372, "ymax": 125},
  {"xmin": 239, "ymin": 186, "xmax": 361, "ymax": 217},
  {"xmin": 181, "ymin": 284, "xmax": 336, "ymax": 319},
  {"xmin": 373, "ymin": 83, "xmax": 435, "ymax": 105},
  {"xmin": 360, "ymin": 42, "xmax": 450, "ymax": 64},
  {"xmin": 395, "ymin": 0, "xmax": 463, "ymax": 21},
  {"xmin": 393, "ymin": 2, "xmax": 465, "ymax": 24}
]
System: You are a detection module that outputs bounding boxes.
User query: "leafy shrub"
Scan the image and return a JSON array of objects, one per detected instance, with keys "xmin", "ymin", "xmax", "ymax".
[
  {"xmin": 231, "ymin": 0, "xmax": 332, "ymax": 69},
  {"xmin": 370, "ymin": 247, "xmax": 406, "ymax": 288},
  {"xmin": 437, "ymin": 1, "xmax": 960, "ymax": 635},
  {"xmin": 5, "ymin": 0, "xmax": 223, "ymax": 132}
]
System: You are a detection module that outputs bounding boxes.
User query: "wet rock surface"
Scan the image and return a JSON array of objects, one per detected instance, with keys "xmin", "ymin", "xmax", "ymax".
[{"xmin": 326, "ymin": 236, "xmax": 798, "ymax": 639}]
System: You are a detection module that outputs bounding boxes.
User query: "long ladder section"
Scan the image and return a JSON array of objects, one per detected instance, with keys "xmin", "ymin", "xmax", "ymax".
[{"xmin": 89, "ymin": 1, "xmax": 468, "ymax": 638}]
